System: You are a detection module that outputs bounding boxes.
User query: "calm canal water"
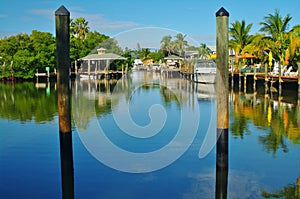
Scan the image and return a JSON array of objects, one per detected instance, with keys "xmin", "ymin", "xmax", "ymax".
[{"xmin": 0, "ymin": 71, "xmax": 299, "ymax": 199}]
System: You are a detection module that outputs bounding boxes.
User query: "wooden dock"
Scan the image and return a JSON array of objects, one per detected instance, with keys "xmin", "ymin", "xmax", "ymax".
[{"xmin": 35, "ymin": 70, "xmax": 124, "ymax": 80}]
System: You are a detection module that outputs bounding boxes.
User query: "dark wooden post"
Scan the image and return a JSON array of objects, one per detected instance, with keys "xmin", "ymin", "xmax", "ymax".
[
  {"xmin": 55, "ymin": 5, "xmax": 74, "ymax": 199},
  {"xmin": 238, "ymin": 61, "xmax": 242, "ymax": 92},
  {"xmin": 298, "ymin": 63, "xmax": 300, "ymax": 106},
  {"xmin": 215, "ymin": 7, "xmax": 229, "ymax": 199},
  {"xmin": 253, "ymin": 63, "xmax": 257, "ymax": 91}
]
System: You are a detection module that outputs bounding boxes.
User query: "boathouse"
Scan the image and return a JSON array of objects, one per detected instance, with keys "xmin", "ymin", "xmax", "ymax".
[
  {"xmin": 79, "ymin": 48, "xmax": 126, "ymax": 75},
  {"xmin": 164, "ymin": 55, "xmax": 183, "ymax": 68}
]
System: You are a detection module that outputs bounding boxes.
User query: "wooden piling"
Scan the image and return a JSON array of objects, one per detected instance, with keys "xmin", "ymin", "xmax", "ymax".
[
  {"xmin": 238, "ymin": 61, "xmax": 242, "ymax": 92},
  {"xmin": 298, "ymin": 63, "xmax": 300, "ymax": 105},
  {"xmin": 253, "ymin": 64, "xmax": 257, "ymax": 91},
  {"xmin": 56, "ymin": 5, "xmax": 71, "ymax": 133},
  {"xmin": 55, "ymin": 5, "xmax": 74, "ymax": 199},
  {"xmin": 215, "ymin": 7, "xmax": 229, "ymax": 199},
  {"xmin": 244, "ymin": 75, "xmax": 247, "ymax": 93}
]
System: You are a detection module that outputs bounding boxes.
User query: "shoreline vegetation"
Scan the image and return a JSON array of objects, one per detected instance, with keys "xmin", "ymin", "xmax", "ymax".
[{"xmin": 0, "ymin": 9, "xmax": 299, "ymax": 81}]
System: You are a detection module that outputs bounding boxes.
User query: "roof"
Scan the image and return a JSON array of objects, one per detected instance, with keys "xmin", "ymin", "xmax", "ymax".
[
  {"xmin": 164, "ymin": 55, "xmax": 183, "ymax": 60},
  {"xmin": 81, "ymin": 53, "xmax": 127, "ymax": 61}
]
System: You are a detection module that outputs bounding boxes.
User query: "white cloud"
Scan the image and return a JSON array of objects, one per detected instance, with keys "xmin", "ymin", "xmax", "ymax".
[
  {"xmin": 71, "ymin": 12, "xmax": 138, "ymax": 34},
  {"xmin": 29, "ymin": 9, "xmax": 53, "ymax": 19},
  {"xmin": 27, "ymin": 9, "xmax": 139, "ymax": 35},
  {"xmin": 0, "ymin": 14, "xmax": 8, "ymax": 18}
]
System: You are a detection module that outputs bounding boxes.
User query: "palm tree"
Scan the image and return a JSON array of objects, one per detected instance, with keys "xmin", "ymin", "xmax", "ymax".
[
  {"xmin": 198, "ymin": 43, "xmax": 210, "ymax": 59},
  {"xmin": 243, "ymin": 34, "xmax": 272, "ymax": 63},
  {"xmin": 70, "ymin": 17, "xmax": 90, "ymax": 40},
  {"xmin": 160, "ymin": 35, "xmax": 173, "ymax": 56},
  {"xmin": 229, "ymin": 20, "xmax": 253, "ymax": 63},
  {"xmin": 139, "ymin": 48, "xmax": 151, "ymax": 61},
  {"xmin": 288, "ymin": 25, "xmax": 300, "ymax": 66},
  {"xmin": 259, "ymin": 9, "xmax": 292, "ymax": 65},
  {"xmin": 259, "ymin": 9, "xmax": 291, "ymax": 41},
  {"xmin": 173, "ymin": 33, "xmax": 188, "ymax": 57}
]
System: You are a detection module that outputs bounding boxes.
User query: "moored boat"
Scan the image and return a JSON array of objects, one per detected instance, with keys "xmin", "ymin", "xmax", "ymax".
[{"xmin": 193, "ymin": 59, "xmax": 216, "ymax": 84}]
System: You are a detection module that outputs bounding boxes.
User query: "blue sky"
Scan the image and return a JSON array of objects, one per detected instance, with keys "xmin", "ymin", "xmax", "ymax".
[{"xmin": 0, "ymin": 0, "xmax": 299, "ymax": 48}]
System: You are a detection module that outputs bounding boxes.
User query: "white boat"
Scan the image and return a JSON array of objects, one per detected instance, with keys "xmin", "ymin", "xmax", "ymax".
[{"xmin": 193, "ymin": 59, "xmax": 216, "ymax": 84}]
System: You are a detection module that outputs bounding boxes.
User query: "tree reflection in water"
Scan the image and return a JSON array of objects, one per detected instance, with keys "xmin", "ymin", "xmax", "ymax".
[{"xmin": 229, "ymin": 91, "xmax": 300, "ymax": 154}]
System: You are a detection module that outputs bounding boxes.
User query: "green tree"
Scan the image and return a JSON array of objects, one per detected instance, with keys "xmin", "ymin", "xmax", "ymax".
[
  {"xmin": 13, "ymin": 49, "xmax": 35, "ymax": 78},
  {"xmin": 198, "ymin": 43, "xmax": 210, "ymax": 59},
  {"xmin": 243, "ymin": 33, "xmax": 272, "ymax": 64},
  {"xmin": 229, "ymin": 20, "xmax": 253, "ymax": 62},
  {"xmin": 70, "ymin": 17, "xmax": 90, "ymax": 40},
  {"xmin": 30, "ymin": 30, "xmax": 56, "ymax": 71},
  {"xmin": 288, "ymin": 25, "xmax": 300, "ymax": 67},
  {"xmin": 122, "ymin": 48, "xmax": 135, "ymax": 68},
  {"xmin": 259, "ymin": 9, "xmax": 292, "ymax": 65},
  {"xmin": 139, "ymin": 48, "xmax": 151, "ymax": 61},
  {"xmin": 160, "ymin": 35, "xmax": 173, "ymax": 56},
  {"xmin": 70, "ymin": 30, "xmax": 109, "ymax": 62},
  {"xmin": 149, "ymin": 51, "xmax": 164, "ymax": 63},
  {"xmin": 173, "ymin": 33, "xmax": 188, "ymax": 57},
  {"xmin": 0, "ymin": 31, "xmax": 56, "ymax": 79}
]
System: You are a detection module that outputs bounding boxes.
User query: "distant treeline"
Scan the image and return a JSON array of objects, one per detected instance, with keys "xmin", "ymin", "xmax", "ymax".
[{"xmin": 0, "ymin": 29, "xmax": 109, "ymax": 79}]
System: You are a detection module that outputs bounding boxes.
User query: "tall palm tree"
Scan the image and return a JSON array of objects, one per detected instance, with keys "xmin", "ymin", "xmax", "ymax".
[
  {"xmin": 198, "ymin": 43, "xmax": 210, "ymax": 59},
  {"xmin": 259, "ymin": 9, "xmax": 292, "ymax": 64},
  {"xmin": 259, "ymin": 9, "xmax": 292, "ymax": 41},
  {"xmin": 160, "ymin": 35, "xmax": 173, "ymax": 56},
  {"xmin": 173, "ymin": 33, "xmax": 188, "ymax": 57},
  {"xmin": 229, "ymin": 20, "xmax": 253, "ymax": 63},
  {"xmin": 70, "ymin": 17, "xmax": 90, "ymax": 40},
  {"xmin": 288, "ymin": 25, "xmax": 300, "ymax": 65}
]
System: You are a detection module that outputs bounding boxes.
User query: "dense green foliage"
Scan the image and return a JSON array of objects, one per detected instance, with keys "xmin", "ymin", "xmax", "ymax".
[
  {"xmin": 0, "ymin": 17, "xmax": 110, "ymax": 80},
  {"xmin": 230, "ymin": 9, "xmax": 300, "ymax": 68},
  {"xmin": 0, "ymin": 31, "xmax": 56, "ymax": 79}
]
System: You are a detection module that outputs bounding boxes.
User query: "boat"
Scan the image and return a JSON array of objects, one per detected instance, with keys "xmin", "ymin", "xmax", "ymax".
[{"xmin": 193, "ymin": 59, "xmax": 216, "ymax": 84}]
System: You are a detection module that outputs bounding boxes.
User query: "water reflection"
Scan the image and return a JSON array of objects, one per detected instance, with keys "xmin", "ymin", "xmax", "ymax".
[
  {"xmin": 229, "ymin": 84, "xmax": 300, "ymax": 199},
  {"xmin": 229, "ymin": 89, "xmax": 300, "ymax": 153},
  {"xmin": 0, "ymin": 82, "xmax": 57, "ymax": 123},
  {"xmin": 0, "ymin": 72, "xmax": 299, "ymax": 198},
  {"xmin": 72, "ymin": 71, "xmax": 212, "ymax": 131}
]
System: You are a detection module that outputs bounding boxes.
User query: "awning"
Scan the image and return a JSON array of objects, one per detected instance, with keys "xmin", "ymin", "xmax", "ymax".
[{"xmin": 81, "ymin": 53, "xmax": 127, "ymax": 61}]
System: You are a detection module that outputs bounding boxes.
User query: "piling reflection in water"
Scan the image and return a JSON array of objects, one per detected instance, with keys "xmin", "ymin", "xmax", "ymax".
[
  {"xmin": 59, "ymin": 131, "xmax": 74, "ymax": 199},
  {"xmin": 215, "ymin": 130, "xmax": 228, "ymax": 199}
]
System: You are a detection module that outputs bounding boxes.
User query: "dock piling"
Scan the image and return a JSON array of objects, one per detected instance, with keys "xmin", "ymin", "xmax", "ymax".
[
  {"xmin": 298, "ymin": 63, "xmax": 300, "ymax": 105},
  {"xmin": 215, "ymin": 7, "xmax": 229, "ymax": 199},
  {"xmin": 55, "ymin": 5, "xmax": 74, "ymax": 199}
]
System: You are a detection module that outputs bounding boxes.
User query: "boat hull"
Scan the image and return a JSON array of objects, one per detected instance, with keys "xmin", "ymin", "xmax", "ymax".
[{"xmin": 194, "ymin": 72, "xmax": 216, "ymax": 84}]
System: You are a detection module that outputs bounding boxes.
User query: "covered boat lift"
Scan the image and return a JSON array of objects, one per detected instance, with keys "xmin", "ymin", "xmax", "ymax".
[{"xmin": 79, "ymin": 48, "xmax": 126, "ymax": 78}]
